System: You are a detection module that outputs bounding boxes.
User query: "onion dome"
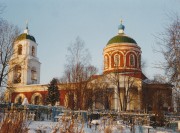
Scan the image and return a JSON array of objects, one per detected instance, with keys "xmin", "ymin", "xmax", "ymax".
[
  {"xmin": 16, "ymin": 33, "xmax": 36, "ymax": 42},
  {"xmin": 107, "ymin": 22, "xmax": 137, "ymax": 45},
  {"xmin": 16, "ymin": 22, "xmax": 36, "ymax": 42}
]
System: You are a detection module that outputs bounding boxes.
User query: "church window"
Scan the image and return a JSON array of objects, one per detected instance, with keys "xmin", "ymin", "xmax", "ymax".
[
  {"xmin": 104, "ymin": 56, "xmax": 108, "ymax": 69},
  {"xmin": 31, "ymin": 67, "xmax": 37, "ymax": 83},
  {"xmin": 17, "ymin": 96, "xmax": 22, "ymax": 104},
  {"xmin": 114, "ymin": 54, "xmax": 120, "ymax": 67},
  {"xmin": 130, "ymin": 54, "xmax": 135, "ymax": 66},
  {"xmin": 32, "ymin": 46, "xmax": 35, "ymax": 56},
  {"xmin": 138, "ymin": 55, "xmax": 141, "ymax": 68},
  {"xmin": 14, "ymin": 65, "xmax": 21, "ymax": 83},
  {"xmin": 34, "ymin": 96, "xmax": 40, "ymax": 105},
  {"xmin": 18, "ymin": 45, "xmax": 22, "ymax": 55},
  {"xmin": 31, "ymin": 93, "xmax": 42, "ymax": 105}
]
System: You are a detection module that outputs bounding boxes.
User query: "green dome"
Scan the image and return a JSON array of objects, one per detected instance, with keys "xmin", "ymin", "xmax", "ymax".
[
  {"xmin": 107, "ymin": 34, "xmax": 137, "ymax": 45},
  {"xmin": 16, "ymin": 33, "xmax": 36, "ymax": 42}
]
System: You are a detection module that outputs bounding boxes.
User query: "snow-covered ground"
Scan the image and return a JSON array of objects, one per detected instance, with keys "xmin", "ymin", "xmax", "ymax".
[
  {"xmin": 27, "ymin": 121, "xmax": 178, "ymax": 133},
  {"xmin": 0, "ymin": 111, "xmax": 178, "ymax": 133}
]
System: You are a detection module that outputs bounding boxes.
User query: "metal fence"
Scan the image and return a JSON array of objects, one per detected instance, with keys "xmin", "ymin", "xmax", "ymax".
[{"xmin": 0, "ymin": 103, "xmax": 65, "ymax": 121}]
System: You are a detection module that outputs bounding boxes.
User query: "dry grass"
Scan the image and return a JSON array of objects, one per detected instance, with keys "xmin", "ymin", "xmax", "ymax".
[
  {"xmin": 0, "ymin": 111, "xmax": 118, "ymax": 133},
  {"xmin": 0, "ymin": 110, "xmax": 85, "ymax": 133},
  {"xmin": 51, "ymin": 115, "xmax": 85, "ymax": 133},
  {"xmin": 0, "ymin": 111, "xmax": 28, "ymax": 133},
  {"xmin": 103, "ymin": 126, "xmax": 112, "ymax": 133}
]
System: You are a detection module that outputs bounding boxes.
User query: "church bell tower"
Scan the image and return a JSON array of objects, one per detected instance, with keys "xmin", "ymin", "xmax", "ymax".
[{"xmin": 8, "ymin": 23, "xmax": 41, "ymax": 86}]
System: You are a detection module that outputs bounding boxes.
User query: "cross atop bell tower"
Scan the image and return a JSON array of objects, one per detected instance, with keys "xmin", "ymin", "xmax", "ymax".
[{"xmin": 24, "ymin": 20, "xmax": 29, "ymax": 35}]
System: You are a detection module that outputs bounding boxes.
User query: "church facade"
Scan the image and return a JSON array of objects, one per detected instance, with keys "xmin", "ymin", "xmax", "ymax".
[{"xmin": 6, "ymin": 22, "xmax": 172, "ymax": 112}]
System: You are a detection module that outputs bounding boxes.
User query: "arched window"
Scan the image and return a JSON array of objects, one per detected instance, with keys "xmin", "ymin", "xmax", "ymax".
[
  {"xmin": 31, "ymin": 67, "xmax": 37, "ymax": 83},
  {"xmin": 34, "ymin": 96, "xmax": 40, "ymax": 105},
  {"xmin": 14, "ymin": 94, "xmax": 26, "ymax": 104},
  {"xmin": 139, "ymin": 55, "xmax": 141, "ymax": 68},
  {"xmin": 104, "ymin": 56, "xmax": 108, "ymax": 69},
  {"xmin": 14, "ymin": 65, "xmax": 21, "ymax": 83},
  {"xmin": 114, "ymin": 54, "xmax": 120, "ymax": 66},
  {"xmin": 130, "ymin": 54, "xmax": 135, "ymax": 66},
  {"xmin": 32, "ymin": 46, "xmax": 35, "ymax": 56},
  {"xmin": 18, "ymin": 45, "xmax": 22, "ymax": 55},
  {"xmin": 31, "ymin": 93, "xmax": 42, "ymax": 105},
  {"xmin": 17, "ymin": 97, "xmax": 22, "ymax": 104}
]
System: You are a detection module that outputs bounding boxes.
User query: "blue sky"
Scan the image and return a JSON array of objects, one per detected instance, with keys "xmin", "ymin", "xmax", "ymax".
[{"xmin": 1, "ymin": 0, "xmax": 180, "ymax": 84}]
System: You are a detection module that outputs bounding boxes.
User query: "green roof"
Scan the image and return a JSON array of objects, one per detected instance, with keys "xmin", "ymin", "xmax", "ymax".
[
  {"xmin": 16, "ymin": 33, "xmax": 36, "ymax": 42},
  {"xmin": 107, "ymin": 34, "xmax": 137, "ymax": 45}
]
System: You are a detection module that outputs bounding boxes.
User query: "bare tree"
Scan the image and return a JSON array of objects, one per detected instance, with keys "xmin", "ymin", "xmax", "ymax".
[
  {"xmin": 155, "ymin": 14, "xmax": 180, "ymax": 112},
  {"xmin": 152, "ymin": 74, "xmax": 168, "ymax": 83},
  {"xmin": 60, "ymin": 37, "xmax": 97, "ymax": 110},
  {"xmin": 0, "ymin": 19, "xmax": 20, "ymax": 88},
  {"xmin": 86, "ymin": 75, "xmax": 113, "ymax": 110},
  {"xmin": 105, "ymin": 66, "xmax": 141, "ymax": 111},
  {"xmin": 123, "ymin": 73, "xmax": 140, "ymax": 111}
]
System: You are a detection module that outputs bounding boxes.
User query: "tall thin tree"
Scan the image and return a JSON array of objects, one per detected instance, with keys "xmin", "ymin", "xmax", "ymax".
[
  {"xmin": 0, "ymin": 19, "xmax": 20, "ymax": 88},
  {"xmin": 156, "ymin": 14, "xmax": 180, "ymax": 111},
  {"xmin": 60, "ymin": 37, "xmax": 97, "ymax": 110}
]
